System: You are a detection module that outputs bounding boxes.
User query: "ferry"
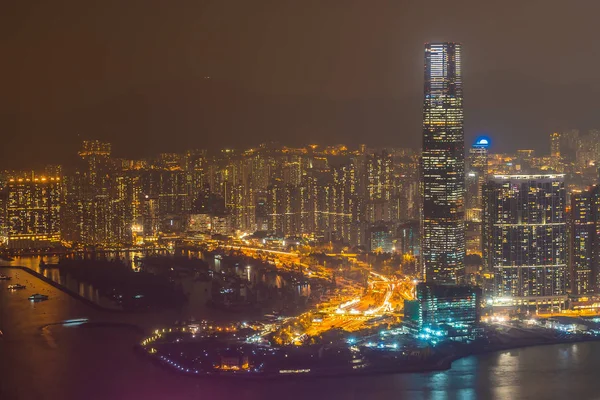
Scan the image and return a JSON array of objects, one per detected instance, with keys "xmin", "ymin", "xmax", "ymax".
[
  {"xmin": 0, "ymin": 275, "xmax": 11, "ymax": 280},
  {"xmin": 7, "ymin": 284, "xmax": 25, "ymax": 290},
  {"xmin": 29, "ymin": 293, "xmax": 49, "ymax": 302}
]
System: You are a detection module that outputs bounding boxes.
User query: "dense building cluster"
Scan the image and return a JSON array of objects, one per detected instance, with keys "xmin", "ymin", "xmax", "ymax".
[
  {"xmin": 4, "ymin": 41, "xmax": 600, "ymax": 312},
  {"xmin": 417, "ymin": 42, "xmax": 600, "ymax": 314},
  {"xmin": 0, "ymin": 141, "xmax": 420, "ymax": 252},
  {"xmin": 476, "ymin": 130, "xmax": 600, "ymax": 302}
]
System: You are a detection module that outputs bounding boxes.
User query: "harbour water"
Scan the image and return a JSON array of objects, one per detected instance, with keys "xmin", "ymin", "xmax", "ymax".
[
  {"xmin": 1, "ymin": 265, "xmax": 599, "ymax": 399},
  {"xmin": 1, "ymin": 255, "xmax": 135, "ymax": 310},
  {"xmin": 0, "ymin": 253, "xmax": 311, "ymax": 314}
]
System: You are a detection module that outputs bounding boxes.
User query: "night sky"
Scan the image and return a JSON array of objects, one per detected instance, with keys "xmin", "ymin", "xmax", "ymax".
[{"xmin": 2, "ymin": 0, "xmax": 599, "ymax": 168}]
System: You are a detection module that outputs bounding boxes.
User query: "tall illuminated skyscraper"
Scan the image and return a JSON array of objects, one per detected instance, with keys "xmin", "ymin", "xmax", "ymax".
[{"xmin": 421, "ymin": 42, "xmax": 465, "ymax": 284}]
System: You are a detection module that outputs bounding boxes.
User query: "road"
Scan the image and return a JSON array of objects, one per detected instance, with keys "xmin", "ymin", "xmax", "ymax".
[{"xmin": 194, "ymin": 243, "xmax": 415, "ymax": 342}]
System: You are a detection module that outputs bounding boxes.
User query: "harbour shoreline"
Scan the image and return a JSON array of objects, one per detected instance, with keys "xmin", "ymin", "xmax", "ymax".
[
  {"xmin": 136, "ymin": 334, "xmax": 600, "ymax": 380},
  {"xmin": 5, "ymin": 264, "xmax": 600, "ymax": 380}
]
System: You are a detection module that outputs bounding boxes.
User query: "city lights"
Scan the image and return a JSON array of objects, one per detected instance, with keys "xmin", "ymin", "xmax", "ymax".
[
  {"xmin": 422, "ymin": 42, "xmax": 465, "ymax": 285},
  {"xmin": 3, "ymin": 28, "xmax": 600, "ymax": 396}
]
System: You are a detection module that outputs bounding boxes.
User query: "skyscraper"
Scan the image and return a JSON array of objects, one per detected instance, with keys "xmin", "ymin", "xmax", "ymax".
[
  {"xmin": 6, "ymin": 174, "xmax": 61, "ymax": 249},
  {"xmin": 550, "ymin": 132, "xmax": 561, "ymax": 158},
  {"xmin": 421, "ymin": 42, "xmax": 465, "ymax": 284},
  {"xmin": 365, "ymin": 151, "xmax": 393, "ymax": 223},
  {"xmin": 466, "ymin": 137, "xmax": 489, "ymax": 223},
  {"xmin": 559, "ymin": 129, "xmax": 580, "ymax": 162},
  {"xmin": 468, "ymin": 138, "xmax": 489, "ymax": 172},
  {"xmin": 483, "ymin": 174, "xmax": 567, "ymax": 303},
  {"xmin": 465, "ymin": 137, "xmax": 489, "ymax": 256}
]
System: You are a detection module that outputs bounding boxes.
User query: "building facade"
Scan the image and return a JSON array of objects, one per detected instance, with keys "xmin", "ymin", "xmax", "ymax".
[
  {"xmin": 465, "ymin": 137, "xmax": 489, "ymax": 256},
  {"xmin": 550, "ymin": 132, "xmax": 560, "ymax": 158},
  {"xmin": 483, "ymin": 174, "xmax": 567, "ymax": 300},
  {"xmin": 570, "ymin": 186, "xmax": 600, "ymax": 295},
  {"xmin": 404, "ymin": 282, "xmax": 481, "ymax": 340},
  {"xmin": 6, "ymin": 175, "xmax": 61, "ymax": 249},
  {"xmin": 421, "ymin": 42, "xmax": 465, "ymax": 284}
]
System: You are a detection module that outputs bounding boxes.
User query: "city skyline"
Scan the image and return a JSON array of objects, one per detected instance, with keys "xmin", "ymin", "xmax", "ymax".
[
  {"xmin": 6, "ymin": 132, "xmax": 600, "ymax": 171},
  {"xmin": 6, "ymin": 3, "xmax": 600, "ymax": 398}
]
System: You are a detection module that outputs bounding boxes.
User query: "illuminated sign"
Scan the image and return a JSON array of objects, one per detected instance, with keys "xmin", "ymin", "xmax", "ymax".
[{"xmin": 473, "ymin": 136, "xmax": 490, "ymax": 148}]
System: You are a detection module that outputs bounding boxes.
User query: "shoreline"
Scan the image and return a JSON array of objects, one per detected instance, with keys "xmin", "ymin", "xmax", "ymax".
[
  {"xmin": 138, "ymin": 336, "xmax": 600, "ymax": 380},
  {"xmin": 5, "ymin": 264, "xmax": 600, "ymax": 380}
]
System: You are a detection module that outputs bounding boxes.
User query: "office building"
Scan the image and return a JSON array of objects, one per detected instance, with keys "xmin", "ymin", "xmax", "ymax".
[
  {"xmin": 421, "ymin": 42, "xmax": 465, "ymax": 284},
  {"xmin": 404, "ymin": 282, "xmax": 481, "ymax": 340},
  {"xmin": 466, "ymin": 137, "xmax": 489, "ymax": 218},
  {"xmin": 465, "ymin": 137, "xmax": 489, "ymax": 255}
]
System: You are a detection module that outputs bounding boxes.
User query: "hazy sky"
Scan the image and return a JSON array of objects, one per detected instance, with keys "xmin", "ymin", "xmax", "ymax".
[{"xmin": 2, "ymin": 0, "xmax": 599, "ymax": 168}]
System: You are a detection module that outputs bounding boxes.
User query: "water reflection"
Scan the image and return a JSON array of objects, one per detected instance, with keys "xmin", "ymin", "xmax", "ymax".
[
  {"xmin": 428, "ymin": 372, "xmax": 450, "ymax": 397},
  {"xmin": 202, "ymin": 252, "xmax": 311, "ymax": 298},
  {"xmin": 0, "ymin": 255, "xmax": 121, "ymax": 310},
  {"xmin": 0, "ymin": 251, "xmax": 312, "ymax": 312},
  {"xmin": 0, "ymin": 251, "xmax": 149, "ymax": 273}
]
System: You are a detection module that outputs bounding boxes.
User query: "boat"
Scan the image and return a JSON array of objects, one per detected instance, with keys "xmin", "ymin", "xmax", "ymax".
[
  {"xmin": 7, "ymin": 284, "xmax": 25, "ymax": 290},
  {"xmin": 29, "ymin": 294, "xmax": 49, "ymax": 301},
  {"xmin": 0, "ymin": 275, "xmax": 11, "ymax": 280},
  {"xmin": 0, "ymin": 256, "xmax": 14, "ymax": 262}
]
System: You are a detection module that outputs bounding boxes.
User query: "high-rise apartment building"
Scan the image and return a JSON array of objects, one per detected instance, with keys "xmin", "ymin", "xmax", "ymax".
[
  {"xmin": 559, "ymin": 129, "xmax": 580, "ymax": 162},
  {"xmin": 6, "ymin": 174, "xmax": 61, "ymax": 249},
  {"xmin": 570, "ymin": 186, "xmax": 600, "ymax": 295},
  {"xmin": 575, "ymin": 130, "xmax": 600, "ymax": 170},
  {"xmin": 550, "ymin": 132, "xmax": 561, "ymax": 158},
  {"xmin": 365, "ymin": 151, "xmax": 393, "ymax": 223},
  {"xmin": 483, "ymin": 174, "xmax": 567, "ymax": 302},
  {"xmin": 421, "ymin": 42, "xmax": 465, "ymax": 284}
]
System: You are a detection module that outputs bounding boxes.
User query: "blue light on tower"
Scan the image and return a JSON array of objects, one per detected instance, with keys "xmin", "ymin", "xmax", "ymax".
[{"xmin": 473, "ymin": 136, "xmax": 490, "ymax": 149}]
